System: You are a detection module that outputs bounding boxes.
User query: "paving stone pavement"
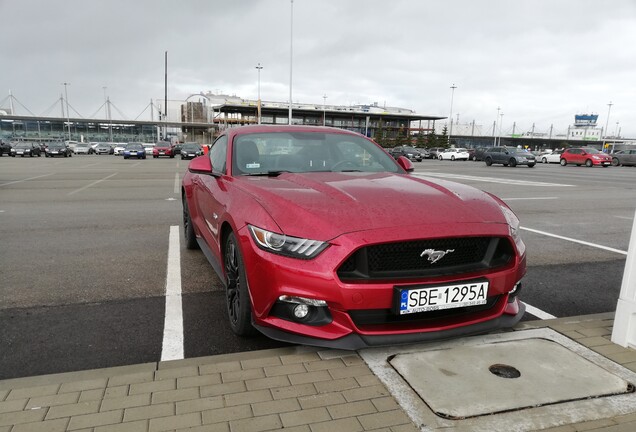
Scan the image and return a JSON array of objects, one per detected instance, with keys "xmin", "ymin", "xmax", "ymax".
[{"xmin": 0, "ymin": 312, "xmax": 635, "ymax": 432}]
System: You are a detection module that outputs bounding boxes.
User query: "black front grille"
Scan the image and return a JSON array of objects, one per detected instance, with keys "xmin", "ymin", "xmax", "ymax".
[{"xmin": 337, "ymin": 237, "xmax": 513, "ymax": 281}]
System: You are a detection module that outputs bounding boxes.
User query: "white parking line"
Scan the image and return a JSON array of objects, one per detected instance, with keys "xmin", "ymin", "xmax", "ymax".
[
  {"xmin": 161, "ymin": 225, "xmax": 184, "ymax": 361},
  {"xmin": 67, "ymin": 173, "xmax": 118, "ymax": 196},
  {"xmin": 0, "ymin": 173, "xmax": 55, "ymax": 187},
  {"xmin": 524, "ymin": 303, "xmax": 557, "ymax": 320},
  {"xmin": 521, "ymin": 226, "xmax": 628, "ymax": 255},
  {"xmin": 502, "ymin": 197, "xmax": 558, "ymax": 201}
]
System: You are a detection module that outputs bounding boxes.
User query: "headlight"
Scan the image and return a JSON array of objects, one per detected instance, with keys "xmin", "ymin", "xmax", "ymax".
[
  {"xmin": 499, "ymin": 204, "xmax": 520, "ymax": 239},
  {"xmin": 248, "ymin": 225, "xmax": 328, "ymax": 259}
]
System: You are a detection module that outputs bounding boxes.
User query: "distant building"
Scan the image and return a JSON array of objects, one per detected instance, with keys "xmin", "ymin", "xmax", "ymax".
[{"xmin": 567, "ymin": 114, "xmax": 602, "ymax": 141}]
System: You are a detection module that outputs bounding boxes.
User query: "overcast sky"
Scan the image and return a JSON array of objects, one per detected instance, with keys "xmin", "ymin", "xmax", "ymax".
[{"xmin": 1, "ymin": 0, "xmax": 635, "ymax": 137}]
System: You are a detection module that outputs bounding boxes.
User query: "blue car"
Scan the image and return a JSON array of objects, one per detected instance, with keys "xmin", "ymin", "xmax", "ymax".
[{"xmin": 123, "ymin": 143, "xmax": 146, "ymax": 160}]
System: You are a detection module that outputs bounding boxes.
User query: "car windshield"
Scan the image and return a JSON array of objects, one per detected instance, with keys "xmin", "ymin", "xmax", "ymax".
[
  {"xmin": 48, "ymin": 143, "xmax": 65, "ymax": 149},
  {"xmin": 182, "ymin": 144, "xmax": 201, "ymax": 151},
  {"xmin": 583, "ymin": 148, "xmax": 601, "ymax": 154},
  {"xmin": 15, "ymin": 143, "xmax": 32, "ymax": 149},
  {"xmin": 232, "ymin": 132, "xmax": 400, "ymax": 176},
  {"xmin": 126, "ymin": 144, "xmax": 143, "ymax": 150},
  {"xmin": 512, "ymin": 149, "xmax": 532, "ymax": 154},
  {"xmin": 76, "ymin": 143, "xmax": 88, "ymax": 148}
]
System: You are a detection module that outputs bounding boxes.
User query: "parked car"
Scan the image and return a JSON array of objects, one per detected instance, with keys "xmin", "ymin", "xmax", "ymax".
[
  {"xmin": 153, "ymin": 142, "xmax": 174, "ymax": 158},
  {"xmin": 73, "ymin": 142, "xmax": 94, "ymax": 155},
  {"xmin": 11, "ymin": 142, "xmax": 42, "ymax": 157},
  {"xmin": 143, "ymin": 143, "xmax": 155, "ymax": 155},
  {"xmin": 416, "ymin": 147, "xmax": 430, "ymax": 159},
  {"xmin": 428, "ymin": 147, "xmax": 445, "ymax": 159},
  {"xmin": 181, "ymin": 125, "xmax": 526, "ymax": 349},
  {"xmin": 611, "ymin": 150, "xmax": 636, "ymax": 167},
  {"xmin": 389, "ymin": 146, "xmax": 422, "ymax": 162},
  {"xmin": 95, "ymin": 143, "xmax": 114, "ymax": 155},
  {"xmin": 172, "ymin": 143, "xmax": 184, "ymax": 155},
  {"xmin": 470, "ymin": 147, "xmax": 489, "ymax": 161},
  {"xmin": 45, "ymin": 142, "xmax": 73, "ymax": 157},
  {"xmin": 0, "ymin": 139, "xmax": 11, "ymax": 156},
  {"xmin": 560, "ymin": 147, "xmax": 611, "ymax": 167},
  {"xmin": 438, "ymin": 148, "xmax": 469, "ymax": 161},
  {"xmin": 540, "ymin": 150, "xmax": 563, "ymax": 164},
  {"xmin": 113, "ymin": 143, "xmax": 127, "ymax": 155},
  {"xmin": 484, "ymin": 147, "xmax": 536, "ymax": 168},
  {"xmin": 123, "ymin": 143, "xmax": 146, "ymax": 159},
  {"xmin": 180, "ymin": 143, "xmax": 204, "ymax": 160}
]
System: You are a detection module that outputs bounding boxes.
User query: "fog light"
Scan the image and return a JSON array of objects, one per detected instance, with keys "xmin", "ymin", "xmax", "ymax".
[{"xmin": 293, "ymin": 304, "xmax": 310, "ymax": 319}]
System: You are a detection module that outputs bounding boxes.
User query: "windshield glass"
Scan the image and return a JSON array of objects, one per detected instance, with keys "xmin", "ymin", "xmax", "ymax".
[
  {"xmin": 15, "ymin": 143, "xmax": 32, "ymax": 149},
  {"xmin": 232, "ymin": 132, "xmax": 400, "ymax": 176},
  {"xmin": 48, "ymin": 143, "xmax": 65, "ymax": 149},
  {"xmin": 583, "ymin": 148, "xmax": 601, "ymax": 154},
  {"xmin": 126, "ymin": 144, "xmax": 143, "ymax": 150},
  {"xmin": 182, "ymin": 144, "xmax": 201, "ymax": 151}
]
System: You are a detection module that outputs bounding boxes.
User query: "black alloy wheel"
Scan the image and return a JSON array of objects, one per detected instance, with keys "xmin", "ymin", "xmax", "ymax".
[
  {"xmin": 182, "ymin": 195, "xmax": 199, "ymax": 250},
  {"xmin": 224, "ymin": 232, "xmax": 256, "ymax": 336},
  {"xmin": 612, "ymin": 158, "xmax": 620, "ymax": 167}
]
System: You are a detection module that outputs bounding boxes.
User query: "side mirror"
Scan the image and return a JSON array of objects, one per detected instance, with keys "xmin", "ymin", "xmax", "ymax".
[
  {"xmin": 188, "ymin": 155, "xmax": 213, "ymax": 174},
  {"xmin": 581, "ymin": 151, "xmax": 587, "ymax": 155},
  {"xmin": 397, "ymin": 156, "xmax": 414, "ymax": 172}
]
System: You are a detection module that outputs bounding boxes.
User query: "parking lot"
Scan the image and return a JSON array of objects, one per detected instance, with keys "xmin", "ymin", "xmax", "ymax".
[{"xmin": 1, "ymin": 154, "xmax": 635, "ymax": 379}]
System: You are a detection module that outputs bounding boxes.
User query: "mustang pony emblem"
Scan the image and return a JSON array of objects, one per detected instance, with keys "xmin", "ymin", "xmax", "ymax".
[{"xmin": 420, "ymin": 248, "xmax": 455, "ymax": 264}]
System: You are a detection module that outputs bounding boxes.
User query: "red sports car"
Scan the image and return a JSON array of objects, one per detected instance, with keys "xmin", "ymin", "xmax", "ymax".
[
  {"xmin": 182, "ymin": 125, "xmax": 526, "ymax": 349},
  {"xmin": 559, "ymin": 147, "xmax": 611, "ymax": 167}
]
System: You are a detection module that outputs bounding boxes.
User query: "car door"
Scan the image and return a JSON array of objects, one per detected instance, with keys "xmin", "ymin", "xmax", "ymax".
[
  {"xmin": 627, "ymin": 150, "xmax": 636, "ymax": 166},
  {"xmin": 192, "ymin": 135, "xmax": 229, "ymax": 260}
]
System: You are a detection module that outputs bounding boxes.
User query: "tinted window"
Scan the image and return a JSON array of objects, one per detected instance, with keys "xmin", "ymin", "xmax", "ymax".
[{"xmin": 209, "ymin": 136, "xmax": 227, "ymax": 174}]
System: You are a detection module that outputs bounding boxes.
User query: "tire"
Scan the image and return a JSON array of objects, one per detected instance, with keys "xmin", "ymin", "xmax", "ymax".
[
  {"xmin": 542, "ymin": 157, "xmax": 548, "ymax": 164},
  {"xmin": 560, "ymin": 159, "xmax": 567, "ymax": 166},
  {"xmin": 585, "ymin": 159, "xmax": 593, "ymax": 167},
  {"xmin": 510, "ymin": 158, "xmax": 517, "ymax": 167},
  {"xmin": 528, "ymin": 164, "xmax": 535, "ymax": 168},
  {"xmin": 612, "ymin": 158, "xmax": 620, "ymax": 167},
  {"xmin": 170, "ymin": 155, "xmax": 174, "ymax": 158},
  {"xmin": 451, "ymin": 155, "xmax": 455, "ymax": 161},
  {"xmin": 438, "ymin": 155, "xmax": 443, "ymax": 160},
  {"xmin": 153, "ymin": 156, "xmax": 158, "ymax": 159},
  {"xmin": 182, "ymin": 195, "xmax": 199, "ymax": 250},
  {"xmin": 485, "ymin": 158, "xmax": 492, "ymax": 166},
  {"xmin": 471, "ymin": 155, "xmax": 477, "ymax": 161},
  {"xmin": 224, "ymin": 232, "xmax": 256, "ymax": 336}
]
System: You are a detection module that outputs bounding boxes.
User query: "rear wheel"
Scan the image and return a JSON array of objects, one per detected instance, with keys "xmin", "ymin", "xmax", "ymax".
[
  {"xmin": 585, "ymin": 159, "xmax": 593, "ymax": 167},
  {"xmin": 451, "ymin": 155, "xmax": 455, "ymax": 161},
  {"xmin": 560, "ymin": 159, "xmax": 567, "ymax": 166},
  {"xmin": 224, "ymin": 232, "xmax": 255, "ymax": 336}
]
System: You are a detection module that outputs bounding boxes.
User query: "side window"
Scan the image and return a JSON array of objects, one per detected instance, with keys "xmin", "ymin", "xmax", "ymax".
[{"xmin": 209, "ymin": 136, "xmax": 228, "ymax": 174}]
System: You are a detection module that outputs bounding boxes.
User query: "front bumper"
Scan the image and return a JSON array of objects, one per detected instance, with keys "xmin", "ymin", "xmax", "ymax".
[{"xmin": 237, "ymin": 224, "xmax": 526, "ymax": 349}]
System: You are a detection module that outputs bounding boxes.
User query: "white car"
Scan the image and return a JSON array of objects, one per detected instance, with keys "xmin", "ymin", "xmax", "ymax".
[
  {"xmin": 73, "ymin": 142, "xmax": 93, "ymax": 155},
  {"xmin": 113, "ymin": 143, "xmax": 127, "ymax": 155},
  {"xmin": 540, "ymin": 150, "xmax": 563, "ymax": 164},
  {"xmin": 439, "ymin": 148, "xmax": 469, "ymax": 161}
]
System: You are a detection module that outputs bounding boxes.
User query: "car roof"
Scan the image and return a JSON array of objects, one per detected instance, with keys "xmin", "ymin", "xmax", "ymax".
[{"xmin": 223, "ymin": 124, "xmax": 364, "ymax": 140}]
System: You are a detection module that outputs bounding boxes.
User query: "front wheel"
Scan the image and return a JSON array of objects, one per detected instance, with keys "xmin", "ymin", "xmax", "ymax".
[
  {"xmin": 528, "ymin": 164, "xmax": 535, "ymax": 168},
  {"xmin": 224, "ymin": 232, "xmax": 256, "ymax": 336},
  {"xmin": 542, "ymin": 157, "xmax": 548, "ymax": 163},
  {"xmin": 485, "ymin": 158, "xmax": 492, "ymax": 166},
  {"xmin": 509, "ymin": 158, "xmax": 517, "ymax": 167},
  {"xmin": 612, "ymin": 158, "xmax": 620, "ymax": 167},
  {"xmin": 451, "ymin": 155, "xmax": 455, "ymax": 161},
  {"xmin": 585, "ymin": 159, "xmax": 593, "ymax": 167},
  {"xmin": 438, "ymin": 155, "xmax": 443, "ymax": 160},
  {"xmin": 560, "ymin": 159, "xmax": 567, "ymax": 166}
]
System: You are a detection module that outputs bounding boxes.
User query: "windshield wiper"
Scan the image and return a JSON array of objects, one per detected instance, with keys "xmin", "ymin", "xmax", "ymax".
[{"xmin": 245, "ymin": 170, "xmax": 291, "ymax": 177}]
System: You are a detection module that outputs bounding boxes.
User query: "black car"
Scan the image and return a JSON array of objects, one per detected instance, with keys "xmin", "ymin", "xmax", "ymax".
[
  {"xmin": 470, "ymin": 147, "xmax": 489, "ymax": 161},
  {"xmin": 0, "ymin": 139, "xmax": 11, "ymax": 156},
  {"xmin": 180, "ymin": 143, "xmax": 204, "ymax": 160},
  {"xmin": 484, "ymin": 147, "xmax": 536, "ymax": 168},
  {"xmin": 172, "ymin": 143, "xmax": 183, "ymax": 155},
  {"xmin": 45, "ymin": 142, "xmax": 73, "ymax": 157},
  {"xmin": 389, "ymin": 146, "xmax": 422, "ymax": 162},
  {"xmin": 10, "ymin": 142, "xmax": 42, "ymax": 157}
]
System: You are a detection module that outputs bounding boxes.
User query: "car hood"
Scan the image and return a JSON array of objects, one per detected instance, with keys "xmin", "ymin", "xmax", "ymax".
[{"xmin": 233, "ymin": 172, "xmax": 508, "ymax": 240}]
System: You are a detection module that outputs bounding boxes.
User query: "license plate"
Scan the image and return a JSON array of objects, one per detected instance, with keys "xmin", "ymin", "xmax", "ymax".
[
  {"xmin": 159, "ymin": 151, "xmax": 165, "ymax": 154},
  {"xmin": 17, "ymin": 151, "xmax": 23, "ymax": 154},
  {"xmin": 395, "ymin": 280, "xmax": 488, "ymax": 315}
]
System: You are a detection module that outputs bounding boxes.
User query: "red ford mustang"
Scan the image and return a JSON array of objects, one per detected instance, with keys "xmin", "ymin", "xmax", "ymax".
[{"xmin": 182, "ymin": 125, "xmax": 526, "ymax": 349}]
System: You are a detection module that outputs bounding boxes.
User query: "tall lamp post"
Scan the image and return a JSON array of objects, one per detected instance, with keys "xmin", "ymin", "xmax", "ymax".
[
  {"xmin": 255, "ymin": 63, "xmax": 263, "ymax": 124},
  {"xmin": 498, "ymin": 111, "xmax": 504, "ymax": 146},
  {"xmin": 322, "ymin": 94, "xmax": 327, "ymax": 126},
  {"xmin": 448, "ymin": 84, "xmax": 457, "ymax": 146},
  {"xmin": 288, "ymin": 0, "xmax": 294, "ymax": 125},
  {"xmin": 494, "ymin": 106, "xmax": 501, "ymax": 146},
  {"xmin": 62, "ymin": 82, "xmax": 71, "ymax": 141},
  {"xmin": 604, "ymin": 101, "xmax": 613, "ymax": 152}
]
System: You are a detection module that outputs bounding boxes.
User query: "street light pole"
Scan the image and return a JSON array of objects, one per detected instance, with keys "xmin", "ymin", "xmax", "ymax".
[
  {"xmin": 255, "ymin": 63, "xmax": 263, "ymax": 124},
  {"xmin": 63, "ymin": 82, "xmax": 71, "ymax": 141},
  {"xmin": 448, "ymin": 84, "xmax": 457, "ymax": 146},
  {"xmin": 322, "ymin": 94, "xmax": 327, "ymax": 126},
  {"xmin": 604, "ymin": 101, "xmax": 613, "ymax": 152},
  {"xmin": 498, "ymin": 112, "xmax": 504, "ymax": 146},
  {"xmin": 288, "ymin": 0, "xmax": 293, "ymax": 125},
  {"xmin": 494, "ymin": 106, "xmax": 500, "ymax": 146}
]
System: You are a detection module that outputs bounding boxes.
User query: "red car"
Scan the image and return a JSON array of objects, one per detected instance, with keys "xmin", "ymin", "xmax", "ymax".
[
  {"xmin": 560, "ymin": 147, "xmax": 611, "ymax": 167},
  {"xmin": 181, "ymin": 125, "xmax": 526, "ymax": 349},
  {"xmin": 153, "ymin": 142, "xmax": 174, "ymax": 158}
]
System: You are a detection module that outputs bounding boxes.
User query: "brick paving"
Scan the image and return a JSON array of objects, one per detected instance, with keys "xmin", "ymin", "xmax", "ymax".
[{"xmin": 0, "ymin": 312, "xmax": 634, "ymax": 431}]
